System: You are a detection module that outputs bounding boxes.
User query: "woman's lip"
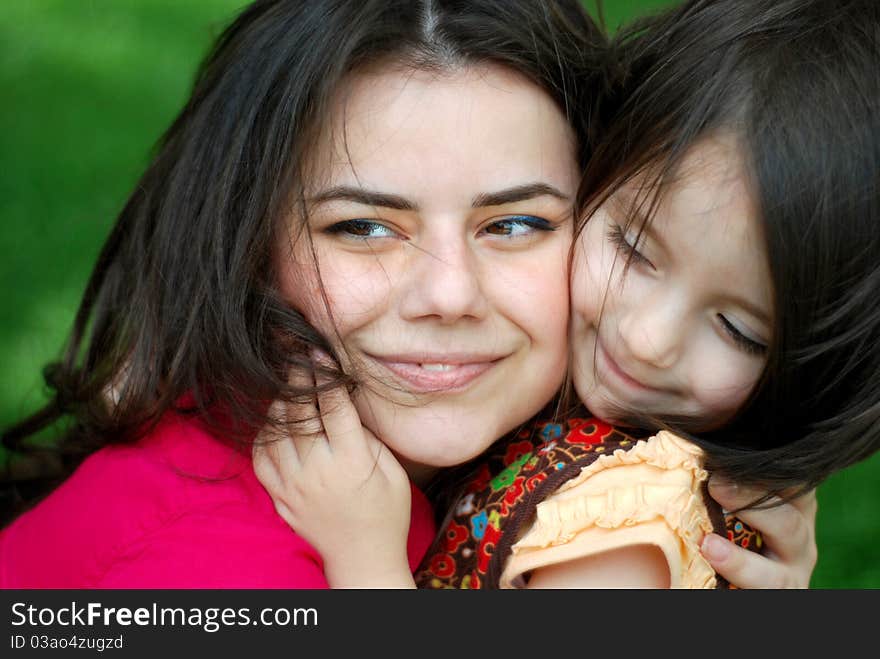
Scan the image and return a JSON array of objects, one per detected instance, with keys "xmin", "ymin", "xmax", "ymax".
[
  {"xmin": 596, "ymin": 340, "xmax": 658, "ymax": 393},
  {"xmin": 367, "ymin": 354, "xmax": 503, "ymax": 393}
]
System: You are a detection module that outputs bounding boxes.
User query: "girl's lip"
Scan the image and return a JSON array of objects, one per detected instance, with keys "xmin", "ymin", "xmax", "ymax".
[
  {"xmin": 367, "ymin": 354, "xmax": 503, "ymax": 393},
  {"xmin": 596, "ymin": 340, "xmax": 658, "ymax": 394}
]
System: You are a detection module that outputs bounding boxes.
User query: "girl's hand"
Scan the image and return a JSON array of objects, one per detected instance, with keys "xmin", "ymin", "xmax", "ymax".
[
  {"xmin": 252, "ymin": 361, "xmax": 415, "ymax": 588},
  {"xmin": 702, "ymin": 478, "xmax": 818, "ymax": 588}
]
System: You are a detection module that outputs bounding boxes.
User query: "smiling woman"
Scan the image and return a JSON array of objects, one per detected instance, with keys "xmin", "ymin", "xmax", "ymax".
[
  {"xmin": 275, "ymin": 64, "xmax": 576, "ymax": 475},
  {"xmin": 0, "ymin": 0, "xmax": 600, "ymax": 588},
  {"xmin": 256, "ymin": 0, "xmax": 879, "ymax": 590}
]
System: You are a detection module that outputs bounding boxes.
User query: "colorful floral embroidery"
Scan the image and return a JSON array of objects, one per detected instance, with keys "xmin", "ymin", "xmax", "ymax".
[
  {"xmin": 443, "ymin": 520, "xmax": 469, "ymax": 553},
  {"xmin": 540, "ymin": 423, "xmax": 563, "ymax": 441},
  {"xmin": 470, "ymin": 510, "xmax": 488, "ymax": 540},
  {"xmin": 504, "ymin": 440, "xmax": 534, "ymax": 466},
  {"xmin": 567, "ymin": 417, "xmax": 614, "ymax": 444},
  {"xmin": 501, "ymin": 476, "xmax": 526, "ymax": 510},
  {"xmin": 726, "ymin": 513, "xmax": 763, "ymax": 551},
  {"xmin": 477, "ymin": 520, "xmax": 502, "ymax": 573},
  {"xmin": 428, "ymin": 553, "xmax": 456, "ymax": 579},
  {"xmin": 415, "ymin": 416, "xmax": 633, "ymax": 589},
  {"xmin": 467, "ymin": 464, "xmax": 491, "ymax": 493},
  {"xmin": 490, "ymin": 452, "xmax": 531, "ymax": 491},
  {"xmin": 414, "ymin": 415, "xmax": 764, "ymax": 589},
  {"xmin": 525, "ymin": 471, "xmax": 547, "ymax": 492}
]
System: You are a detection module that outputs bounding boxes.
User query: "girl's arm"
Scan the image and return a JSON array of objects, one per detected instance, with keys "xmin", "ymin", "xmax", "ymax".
[
  {"xmin": 526, "ymin": 544, "xmax": 671, "ymax": 588},
  {"xmin": 497, "ymin": 431, "xmax": 798, "ymax": 590},
  {"xmin": 516, "ymin": 477, "xmax": 817, "ymax": 589},
  {"xmin": 253, "ymin": 365, "xmax": 416, "ymax": 588},
  {"xmin": 702, "ymin": 478, "xmax": 817, "ymax": 589}
]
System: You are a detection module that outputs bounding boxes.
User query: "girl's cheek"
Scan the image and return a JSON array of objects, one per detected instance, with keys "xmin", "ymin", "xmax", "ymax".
[
  {"xmin": 570, "ymin": 227, "xmax": 612, "ymax": 320},
  {"xmin": 690, "ymin": 354, "xmax": 762, "ymax": 419}
]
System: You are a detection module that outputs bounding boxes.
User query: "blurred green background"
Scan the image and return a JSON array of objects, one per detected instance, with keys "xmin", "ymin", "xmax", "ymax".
[{"xmin": 1, "ymin": 0, "xmax": 877, "ymax": 587}]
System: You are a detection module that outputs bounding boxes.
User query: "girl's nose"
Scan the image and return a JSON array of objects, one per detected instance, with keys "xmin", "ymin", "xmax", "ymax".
[{"xmin": 617, "ymin": 291, "xmax": 685, "ymax": 369}]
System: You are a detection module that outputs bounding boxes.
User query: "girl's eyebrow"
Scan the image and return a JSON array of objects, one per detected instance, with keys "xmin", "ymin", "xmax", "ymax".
[
  {"xmin": 309, "ymin": 182, "xmax": 569, "ymax": 211},
  {"xmin": 608, "ymin": 194, "xmax": 668, "ymax": 251}
]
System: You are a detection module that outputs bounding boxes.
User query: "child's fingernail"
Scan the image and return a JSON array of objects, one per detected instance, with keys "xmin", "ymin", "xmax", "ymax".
[{"xmin": 702, "ymin": 534, "xmax": 731, "ymax": 563}]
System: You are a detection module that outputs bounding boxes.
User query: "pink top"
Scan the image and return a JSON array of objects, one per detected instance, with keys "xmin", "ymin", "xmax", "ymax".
[{"xmin": 0, "ymin": 412, "xmax": 436, "ymax": 588}]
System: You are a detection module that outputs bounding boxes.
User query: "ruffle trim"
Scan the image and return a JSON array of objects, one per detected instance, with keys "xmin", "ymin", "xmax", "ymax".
[
  {"xmin": 555, "ymin": 430, "xmax": 707, "ymax": 494},
  {"xmin": 512, "ymin": 431, "xmax": 716, "ymax": 588}
]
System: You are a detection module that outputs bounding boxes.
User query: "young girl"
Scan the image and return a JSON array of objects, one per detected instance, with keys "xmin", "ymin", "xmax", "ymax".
[
  {"xmin": 255, "ymin": 0, "xmax": 876, "ymax": 588},
  {"xmin": 0, "ymin": 0, "xmax": 812, "ymax": 589}
]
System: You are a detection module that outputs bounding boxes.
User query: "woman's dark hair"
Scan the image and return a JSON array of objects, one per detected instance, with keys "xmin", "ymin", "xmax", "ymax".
[
  {"xmin": 578, "ymin": 0, "xmax": 880, "ymax": 498},
  {"xmin": 0, "ymin": 0, "xmax": 609, "ymax": 525}
]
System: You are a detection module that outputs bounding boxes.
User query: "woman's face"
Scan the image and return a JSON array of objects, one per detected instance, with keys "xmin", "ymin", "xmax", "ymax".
[
  {"xmin": 569, "ymin": 136, "xmax": 773, "ymax": 431},
  {"xmin": 276, "ymin": 64, "xmax": 577, "ymax": 481}
]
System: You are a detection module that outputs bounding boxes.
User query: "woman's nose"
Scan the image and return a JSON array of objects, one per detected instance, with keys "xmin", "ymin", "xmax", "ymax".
[{"xmin": 398, "ymin": 232, "xmax": 489, "ymax": 323}]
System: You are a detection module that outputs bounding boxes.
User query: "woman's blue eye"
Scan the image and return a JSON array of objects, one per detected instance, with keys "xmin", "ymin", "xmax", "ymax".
[
  {"xmin": 484, "ymin": 215, "xmax": 555, "ymax": 237},
  {"xmin": 718, "ymin": 314, "xmax": 768, "ymax": 356},
  {"xmin": 608, "ymin": 224, "xmax": 653, "ymax": 268},
  {"xmin": 325, "ymin": 219, "xmax": 396, "ymax": 239}
]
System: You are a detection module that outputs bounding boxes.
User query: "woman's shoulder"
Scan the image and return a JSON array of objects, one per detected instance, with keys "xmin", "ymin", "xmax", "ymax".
[
  {"xmin": 50, "ymin": 411, "xmax": 257, "ymax": 511},
  {"xmin": 0, "ymin": 412, "xmax": 322, "ymax": 588}
]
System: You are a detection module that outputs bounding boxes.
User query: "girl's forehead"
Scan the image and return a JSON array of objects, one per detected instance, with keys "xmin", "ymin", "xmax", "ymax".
[
  {"xmin": 618, "ymin": 135, "xmax": 773, "ymax": 320},
  {"xmin": 625, "ymin": 134, "xmax": 752, "ymax": 225}
]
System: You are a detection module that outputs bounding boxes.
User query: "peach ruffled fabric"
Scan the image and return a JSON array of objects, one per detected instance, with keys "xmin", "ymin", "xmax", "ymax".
[{"xmin": 500, "ymin": 431, "xmax": 717, "ymax": 589}]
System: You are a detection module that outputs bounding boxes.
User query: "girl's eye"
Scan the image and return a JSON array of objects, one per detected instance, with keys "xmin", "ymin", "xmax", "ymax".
[
  {"xmin": 608, "ymin": 224, "xmax": 654, "ymax": 269},
  {"xmin": 718, "ymin": 314, "xmax": 768, "ymax": 356},
  {"xmin": 324, "ymin": 219, "xmax": 398, "ymax": 240},
  {"xmin": 482, "ymin": 215, "xmax": 556, "ymax": 238}
]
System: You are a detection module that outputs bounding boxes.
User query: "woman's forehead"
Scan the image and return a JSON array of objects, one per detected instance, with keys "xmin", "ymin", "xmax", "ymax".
[{"xmin": 303, "ymin": 63, "xmax": 579, "ymax": 201}]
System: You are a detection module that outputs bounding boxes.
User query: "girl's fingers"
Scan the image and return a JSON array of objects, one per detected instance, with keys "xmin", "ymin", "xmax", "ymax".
[
  {"xmin": 788, "ymin": 487, "xmax": 819, "ymax": 523},
  {"xmin": 739, "ymin": 503, "xmax": 811, "ymax": 561},
  {"xmin": 701, "ymin": 534, "xmax": 793, "ymax": 589},
  {"xmin": 708, "ymin": 478, "xmax": 815, "ymax": 565},
  {"xmin": 255, "ymin": 398, "xmax": 300, "ymax": 472},
  {"xmin": 285, "ymin": 362, "xmax": 328, "ymax": 464},
  {"xmin": 252, "ymin": 440, "xmax": 283, "ymax": 491},
  {"xmin": 707, "ymin": 477, "xmax": 817, "ymax": 588},
  {"xmin": 311, "ymin": 351, "xmax": 369, "ymax": 456}
]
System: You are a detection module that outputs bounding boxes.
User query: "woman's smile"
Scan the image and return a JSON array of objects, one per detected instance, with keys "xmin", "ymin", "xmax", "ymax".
[
  {"xmin": 276, "ymin": 63, "xmax": 577, "ymax": 474},
  {"xmin": 364, "ymin": 352, "xmax": 506, "ymax": 394}
]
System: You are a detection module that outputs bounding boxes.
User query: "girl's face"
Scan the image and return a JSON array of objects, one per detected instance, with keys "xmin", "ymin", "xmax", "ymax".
[
  {"xmin": 277, "ymin": 64, "xmax": 577, "ymax": 481},
  {"xmin": 570, "ymin": 136, "xmax": 773, "ymax": 431}
]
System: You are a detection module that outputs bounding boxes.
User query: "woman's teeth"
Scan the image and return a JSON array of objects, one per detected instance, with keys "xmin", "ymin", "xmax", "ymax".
[{"xmin": 420, "ymin": 363, "xmax": 456, "ymax": 371}]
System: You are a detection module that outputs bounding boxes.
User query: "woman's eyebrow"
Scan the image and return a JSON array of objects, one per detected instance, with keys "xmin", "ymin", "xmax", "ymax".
[
  {"xmin": 471, "ymin": 182, "xmax": 569, "ymax": 207},
  {"xmin": 309, "ymin": 186, "xmax": 417, "ymax": 210},
  {"xmin": 308, "ymin": 181, "xmax": 568, "ymax": 211}
]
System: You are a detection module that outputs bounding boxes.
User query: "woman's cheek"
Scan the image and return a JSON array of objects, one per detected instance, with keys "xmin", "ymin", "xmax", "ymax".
[{"xmin": 309, "ymin": 252, "xmax": 398, "ymax": 330}]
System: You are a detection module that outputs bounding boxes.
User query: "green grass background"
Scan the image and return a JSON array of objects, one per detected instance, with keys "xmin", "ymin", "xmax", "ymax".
[{"xmin": 1, "ymin": 0, "xmax": 877, "ymax": 587}]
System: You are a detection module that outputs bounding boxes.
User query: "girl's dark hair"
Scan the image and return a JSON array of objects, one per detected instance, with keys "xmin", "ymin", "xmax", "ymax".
[
  {"xmin": 578, "ymin": 0, "xmax": 880, "ymax": 498},
  {"xmin": 1, "ymin": 0, "xmax": 608, "ymax": 525}
]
